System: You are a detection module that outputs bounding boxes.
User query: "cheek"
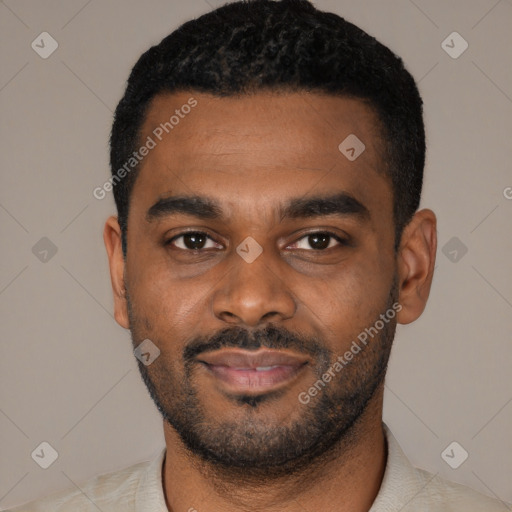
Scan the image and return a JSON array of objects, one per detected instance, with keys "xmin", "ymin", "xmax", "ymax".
[
  {"xmin": 299, "ymin": 256, "xmax": 394, "ymax": 342},
  {"xmin": 126, "ymin": 255, "xmax": 211, "ymax": 337}
]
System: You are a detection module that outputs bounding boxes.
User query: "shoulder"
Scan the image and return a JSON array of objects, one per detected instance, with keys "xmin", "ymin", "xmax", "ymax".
[
  {"xmin": 373, "ymin": 425, "xmax": 509, "ymax": 511},
  {"xmin": 5, "ymin": 449, "xmax": 166, "ymax": 512},
  {"xmin": 405, "ymin": 466, "xmax": 508, "ymax": 511}
]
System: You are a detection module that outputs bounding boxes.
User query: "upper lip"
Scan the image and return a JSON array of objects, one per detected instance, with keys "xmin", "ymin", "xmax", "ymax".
[{"xmin": 197, "ymin": 348, "xmax": 310, "ymax": 369}]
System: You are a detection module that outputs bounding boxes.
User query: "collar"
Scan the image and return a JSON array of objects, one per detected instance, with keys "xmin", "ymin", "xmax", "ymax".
[{"xmin": 134, "ymin": 423, "xmax": 422, "ymax": 512}]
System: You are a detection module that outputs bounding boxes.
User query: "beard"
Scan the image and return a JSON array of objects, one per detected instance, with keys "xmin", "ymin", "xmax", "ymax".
[{"xmin": 127, "ymin": 279, "xmax": 398, "ymax": 478}]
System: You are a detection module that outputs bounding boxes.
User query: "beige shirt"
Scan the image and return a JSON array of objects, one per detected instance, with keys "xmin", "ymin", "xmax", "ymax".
[{"xmin": 6, "ymin": 425, "xmax": 507, "ymax": 511}]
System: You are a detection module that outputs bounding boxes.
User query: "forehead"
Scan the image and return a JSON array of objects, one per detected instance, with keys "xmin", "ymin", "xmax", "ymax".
[{"xmin": 133, "ymin": 91, "xmax": 391, "ymax": 219}]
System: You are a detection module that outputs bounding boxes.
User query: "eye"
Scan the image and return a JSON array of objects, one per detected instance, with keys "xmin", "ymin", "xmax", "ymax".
[
  {"xmin": 167, "ymin": 231, "xmax": 222, "ymax": 251},
  {"xmin": 288, "ymin": 232, "xmax": 348, "ymax": 251}
]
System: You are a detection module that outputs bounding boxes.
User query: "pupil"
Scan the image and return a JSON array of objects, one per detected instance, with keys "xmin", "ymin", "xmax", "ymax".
[
  {"xmin": 185, "ymin": 233, "xmax": 205, "ymax": 249},
  {"xmin": 309, "ymin": 234, "xmax": 329, "ymax": 250}
]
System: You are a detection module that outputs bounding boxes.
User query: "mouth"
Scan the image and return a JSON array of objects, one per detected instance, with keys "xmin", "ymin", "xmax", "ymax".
[{"xmin": 197, "ymin": 348, "xmax": 310, "ymax": 395}]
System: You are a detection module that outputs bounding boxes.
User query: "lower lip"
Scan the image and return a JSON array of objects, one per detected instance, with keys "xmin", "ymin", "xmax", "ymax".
[{"xmin": 202, "ymin": 364, "xmax": 306, "ymax": 393}]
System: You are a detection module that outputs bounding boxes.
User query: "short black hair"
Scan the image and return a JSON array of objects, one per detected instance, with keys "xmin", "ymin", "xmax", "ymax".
[{"xmin": 110, "ymin": 0, "xmax": 425, "ymax": 255}]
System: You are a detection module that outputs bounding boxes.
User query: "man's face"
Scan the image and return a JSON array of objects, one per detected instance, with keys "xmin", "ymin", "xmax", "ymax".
[{"xmin": 122, "ymin": 91, "xmax": 399, "ymax": 472}]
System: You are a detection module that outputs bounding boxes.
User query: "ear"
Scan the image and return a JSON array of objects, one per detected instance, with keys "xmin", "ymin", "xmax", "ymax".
[
  {"xmin": 396, "ymin": 209, "xmax": 437, "ymax": 325},
  {"xmin": 103, "ymin": 216, "xmax": 130, "ymax": 329}
]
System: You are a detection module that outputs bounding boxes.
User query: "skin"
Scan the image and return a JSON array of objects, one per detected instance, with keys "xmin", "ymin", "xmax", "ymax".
[{"xmin": 104, "ymin": 91, "xmax": 437, "ymax": 512}]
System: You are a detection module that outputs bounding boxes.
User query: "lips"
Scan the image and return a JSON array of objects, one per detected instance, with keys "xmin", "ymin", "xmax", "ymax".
[
  {"xmin": 197, "ymin": 348, "xmax": 309, "ymax": 394},
  {"xmin": 199, "ymin": 349, "xmax": 309, "ymax": 369}
]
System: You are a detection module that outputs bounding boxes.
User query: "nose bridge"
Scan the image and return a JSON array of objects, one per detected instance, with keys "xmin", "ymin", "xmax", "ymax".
[{"xmin": 212, "ymin": 244, "xmax": 296, "ymax": 326}]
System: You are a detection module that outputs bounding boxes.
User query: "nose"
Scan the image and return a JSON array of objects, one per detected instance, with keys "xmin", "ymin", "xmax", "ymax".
[{"xmin": 211, "ymin": 246, "xmax": 296, "ymax": 327}]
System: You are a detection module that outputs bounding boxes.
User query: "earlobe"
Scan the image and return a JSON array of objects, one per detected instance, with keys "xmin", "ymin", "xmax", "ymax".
[
  {"xmin": 396, "ymin": 209, "xmax": 437, "ymax": 325},
  {"xmin": 103, "ymin": 216, "xmax": 130, "ymax": 329}
]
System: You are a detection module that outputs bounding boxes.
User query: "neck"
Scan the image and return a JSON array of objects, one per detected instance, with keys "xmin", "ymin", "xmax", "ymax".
[{"xmin": 162, "ymin": 390, "xmax": 387, "ymax": 512}]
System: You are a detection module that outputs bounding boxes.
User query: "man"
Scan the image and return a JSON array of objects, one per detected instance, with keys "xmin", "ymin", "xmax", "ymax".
[{"xmin": 10, "ymin": 0, "xmax": 506, "ymax": 510}]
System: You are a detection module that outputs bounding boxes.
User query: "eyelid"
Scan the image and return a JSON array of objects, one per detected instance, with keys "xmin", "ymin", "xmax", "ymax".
[
  {"xmin": 285, "ymin": 230, "xmax": 350, "ymax": 250},
  {"xmin": 165, "ymin": 229, "xmax": 350, "ymax": 251},
  {"xmin": 166, "ymin": 230, "xmax": 224, "ymax": 250}
]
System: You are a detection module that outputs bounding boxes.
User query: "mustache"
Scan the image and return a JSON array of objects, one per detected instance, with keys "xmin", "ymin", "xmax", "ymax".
[{"xmin": 183, "ymin": 324, "xmax": 328, "ymax": 363}]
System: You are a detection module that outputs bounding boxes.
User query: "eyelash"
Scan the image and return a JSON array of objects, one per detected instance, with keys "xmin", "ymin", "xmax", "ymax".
[{"xmin": 165, "ymin": 231, "xmax": 350, "ymax": 251}]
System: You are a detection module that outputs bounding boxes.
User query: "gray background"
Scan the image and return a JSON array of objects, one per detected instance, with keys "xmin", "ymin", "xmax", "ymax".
[{"xmin": 1, "ymin": 0, "xmax": 511, "ymax": 508}]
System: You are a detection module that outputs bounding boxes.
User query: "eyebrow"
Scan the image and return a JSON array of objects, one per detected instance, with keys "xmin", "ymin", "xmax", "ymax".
[
  {"xmin": 146, "ymin": 192, "xmax": 370, "ymax": 223},
  {"xmin": 281, "ymin": 192, "xmax": 370, "ymax": 222},
  {"xmin": 146, "ymin": 196, "xmax": 222, "ymax": 221}
]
